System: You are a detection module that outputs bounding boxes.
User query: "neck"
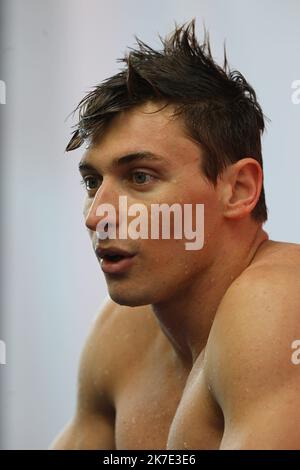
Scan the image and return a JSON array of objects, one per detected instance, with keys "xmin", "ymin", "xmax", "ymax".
[{"xmin": 151, "ymin": 223, "xmax": 269, "ymax": 369}]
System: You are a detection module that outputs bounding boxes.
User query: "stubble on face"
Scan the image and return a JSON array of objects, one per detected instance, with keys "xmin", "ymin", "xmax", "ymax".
[{"xmin": 83, "ymin": 101, "xmax": 222, "ymax": 307}]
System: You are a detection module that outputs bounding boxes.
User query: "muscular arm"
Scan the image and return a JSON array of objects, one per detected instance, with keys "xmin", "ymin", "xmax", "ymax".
[
  {"xmin": 49, "ymin": 298, "xmax": 117, "ymax": 450},
  {"xmin": 206, "ymin": 263, "xmax": 300, "ymax": 449}
]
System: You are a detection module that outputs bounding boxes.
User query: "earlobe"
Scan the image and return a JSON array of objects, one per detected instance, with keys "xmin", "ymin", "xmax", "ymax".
[{"xmin": 221, "ymin": 158, "xmax": 263, "ymax": 220}]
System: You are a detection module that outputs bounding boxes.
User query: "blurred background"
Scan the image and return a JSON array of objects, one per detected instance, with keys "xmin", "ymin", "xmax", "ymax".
[{"xmin": 0, "ymin": 0, "xmax": 299, "ymax": 449}]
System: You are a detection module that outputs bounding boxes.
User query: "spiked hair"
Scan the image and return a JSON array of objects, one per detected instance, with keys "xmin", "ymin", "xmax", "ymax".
[{"xmin": 66, "ymin": 19, "xmax": 267, "ymax": 222}]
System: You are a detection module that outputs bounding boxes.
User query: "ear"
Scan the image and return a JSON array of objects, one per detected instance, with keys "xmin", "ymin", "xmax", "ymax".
[{"xmin": 219, "ymin": 158, "xmax": 263, "ymax": 220}]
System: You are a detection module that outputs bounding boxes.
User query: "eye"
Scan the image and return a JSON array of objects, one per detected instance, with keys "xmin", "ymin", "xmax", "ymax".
[
  {"xmin": 131, "ymin": 171, "xmax": 155, "ymax": 185},
  {"xmin": 80, "ymin": 175, "xmax": 102, "ymax": 191}
]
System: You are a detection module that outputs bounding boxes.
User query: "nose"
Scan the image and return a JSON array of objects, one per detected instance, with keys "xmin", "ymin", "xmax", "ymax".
[{"xmin": 84, "ymin": 177, "xmax": 119, "ymax": 233}]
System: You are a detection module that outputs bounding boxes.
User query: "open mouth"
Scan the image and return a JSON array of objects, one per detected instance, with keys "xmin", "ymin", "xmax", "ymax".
[
  {"xmin": 96, "ymin": 246, "xmax": 137, "ymax": 274},
  {"xmin": 103, "ymin": 254, "xmax": 125, "ymax": 263}
]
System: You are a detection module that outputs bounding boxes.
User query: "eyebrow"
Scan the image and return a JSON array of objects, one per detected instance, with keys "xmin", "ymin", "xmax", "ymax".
[{"xmin": 78, "ymin": 151, "xmax": 168, "ymax": 174}]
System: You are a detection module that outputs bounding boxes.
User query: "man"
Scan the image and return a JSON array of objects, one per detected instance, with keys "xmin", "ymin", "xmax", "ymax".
[{"xmin": 50, "ymin": 20, "xmax": 300, "ymax": 449}]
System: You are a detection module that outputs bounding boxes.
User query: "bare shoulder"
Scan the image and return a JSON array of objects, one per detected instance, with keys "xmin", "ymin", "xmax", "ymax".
[
  {"xmin": 248, "ymin": 239, "xmax": 300, "ymax": 270},
  {"xmin": 80, "ymin": 297, "xmax": 159, "ymax": 398},
  {"xmin": 205, "ymin": 239, "xmax": 300, "ymax": 410},
  {"xmin": 202, "ymin": 240, "xmax": 300, "ymax": 448},
  {"xmin": 49, "ymin": 299, "xmax": 157, "ymax": 449}
]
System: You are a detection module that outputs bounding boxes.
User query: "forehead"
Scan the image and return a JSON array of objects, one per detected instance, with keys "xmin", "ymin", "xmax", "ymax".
[{"xmin": 83, "ymin": 101, "xmax": 202, "ymax": 168}]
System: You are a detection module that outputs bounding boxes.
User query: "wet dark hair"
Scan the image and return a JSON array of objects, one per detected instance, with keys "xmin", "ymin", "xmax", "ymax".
[{"xmin": 66, "ymin": 18, "xmax": 267, "ymax": 223}]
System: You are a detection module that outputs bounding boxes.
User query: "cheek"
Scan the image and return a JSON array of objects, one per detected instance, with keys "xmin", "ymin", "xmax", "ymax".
[
  {"xmin": 175, "ymin": 187, "xmax": 220, "ymax": 234},
  {"xmin": 187, "ymin": 186, "xmax": 221, "ymax": 222},
  {"xmin": 141, "ymin": 239, "xmax": 194, "ymax": 269},
  {"xmin": 139, "ymin": 241, "xmax": 203, "ymax": 293}
]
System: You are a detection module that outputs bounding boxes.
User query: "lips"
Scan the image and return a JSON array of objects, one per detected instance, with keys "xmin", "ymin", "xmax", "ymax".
[{"xmin": 95, "ymin": 246, "xmax": 137, "ymax": 274}]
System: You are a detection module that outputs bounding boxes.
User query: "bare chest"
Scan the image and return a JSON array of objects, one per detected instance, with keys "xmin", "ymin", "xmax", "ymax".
[{"xmin": 113, "ymin": 354, "xmax": 223, "ymax": 450}]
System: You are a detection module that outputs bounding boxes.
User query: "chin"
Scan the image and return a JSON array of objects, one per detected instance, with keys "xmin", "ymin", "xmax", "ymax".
[{"xmin": 107, "ymin": 287, "xmax": 157, "ymax": 307}]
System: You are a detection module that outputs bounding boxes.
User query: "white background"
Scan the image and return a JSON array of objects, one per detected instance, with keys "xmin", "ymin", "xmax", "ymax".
[{"xmin": 0, "ymin": 0, "xmax": 299, "ymax": 449}]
